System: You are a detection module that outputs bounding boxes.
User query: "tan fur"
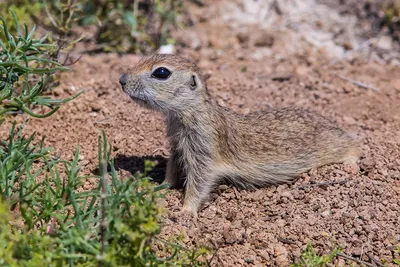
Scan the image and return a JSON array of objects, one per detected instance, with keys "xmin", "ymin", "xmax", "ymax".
[{"xmin": 120, "ymin": 54, "xmax": 360, "ymax": 217}]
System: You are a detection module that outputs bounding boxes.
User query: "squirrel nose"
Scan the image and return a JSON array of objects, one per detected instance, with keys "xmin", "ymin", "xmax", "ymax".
[{"xmin": 119, "ymin": 73, "xmax": 128, "ymax": 86}]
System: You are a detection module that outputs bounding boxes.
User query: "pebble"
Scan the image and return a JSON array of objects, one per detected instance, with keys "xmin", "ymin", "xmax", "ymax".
[
  {"xmin": 90, "ymin": 102, "xmax": 102, "ymax": 112},
  {"xmin": 274, "ymin": 244, "xmax": 289, "ymax": 266}
]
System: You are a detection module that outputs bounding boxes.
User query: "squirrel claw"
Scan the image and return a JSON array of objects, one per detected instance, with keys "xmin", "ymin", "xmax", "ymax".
[{"xmin": 175, "ymin": 205, "xmax": 198, "ymax": 220}]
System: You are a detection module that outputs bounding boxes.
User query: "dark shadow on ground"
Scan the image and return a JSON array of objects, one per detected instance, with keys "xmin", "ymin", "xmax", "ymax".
[{"xmin": 114, "ymin": 154, "xmax": 167, "ymax": 184}]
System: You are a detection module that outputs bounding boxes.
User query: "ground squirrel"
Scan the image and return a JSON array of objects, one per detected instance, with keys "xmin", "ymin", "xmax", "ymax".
[{"xmin": 119, "ymin": 54, "xmax": 360, "ymax": 217}]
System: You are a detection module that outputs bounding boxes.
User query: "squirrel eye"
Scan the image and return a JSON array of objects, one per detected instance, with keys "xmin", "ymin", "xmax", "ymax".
[{"xmin": 151, "ymin": 67, "xmax": 171, "ymax": 79}]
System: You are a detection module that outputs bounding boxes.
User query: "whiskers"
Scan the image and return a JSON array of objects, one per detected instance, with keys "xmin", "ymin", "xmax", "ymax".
[{"xmin": 117, "ymin": 61, "xmax": 132, "ymax": 72}]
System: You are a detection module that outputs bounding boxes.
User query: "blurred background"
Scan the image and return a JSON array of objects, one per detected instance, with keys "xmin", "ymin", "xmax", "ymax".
[{"xmin": 1, "ymin": 0, "xmax": 399, "ymax": 61}]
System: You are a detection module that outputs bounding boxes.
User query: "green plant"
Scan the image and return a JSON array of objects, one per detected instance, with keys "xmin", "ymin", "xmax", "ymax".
[
  {"xmin": 0, "ymin": 120, "xmax": 49, "ymax": 203},
  {"xmin": 383, "ymin": 0, "xmax": 400, "ymax": 40},
  {"xmin": 82, "ymin": 0, "xmax": 150, "ymax": 53},
  {"xmin": 291, "ymin": 243, "xmax": 341, "ymax": 267},
  {"xmin": 394, "ymin": 246, "xmax": 400, "ymax": 265},
  {"xmin": 0, "ymin": 128, "xmax": 208, "ymax": 266},
  {"xmin": 41, "ymin": 0, "xmax": 82, "ymax": 37},
  {"xmin": 0, "ymin": 1, "xmax": 42, "ymax": 35},
  {"xmin": 153, "ymin": 0, "xmax": 184, "ymax": 47},
  {"xmin": 0, "ymin": 0, "xmax": 186, "ymax": 54},
  {"xmin": 40, "ymin": 0, "xmax": 85, "ymax": 64},
  {"xmin": 0, "ymin": 10, "xmax": 82, "ymax": 123}
]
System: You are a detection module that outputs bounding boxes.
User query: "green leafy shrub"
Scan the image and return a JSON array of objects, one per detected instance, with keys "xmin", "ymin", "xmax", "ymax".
[
  {"xmin": 0, "ymin": 10, "xmax": 82, "ymax": 123},
  {"xmin": 383, "ymin": 0, "xmax": 400, "ymax": 40},
  {"xmin": 394, "ymin": 247, "xmax": 400, "ymax": 265},
  {"xmin": 0, "ymin": 128, "xmax": 208, "ymax": 266},
  {"xmin": 80, "ymin": 0, "xmax": 184, "ymax": 53},
  {"xmin": 0, "ymin": 0, "xmax": 185, "ymax": 54},
  {"xmin": 0, "ymin": 1, "xmax": 42, "ymax": 34}
]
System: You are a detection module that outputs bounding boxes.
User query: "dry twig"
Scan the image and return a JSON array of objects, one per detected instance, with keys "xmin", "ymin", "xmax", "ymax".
[
  {"xmin": 43, "ymin": 1, "xmax": 58, "ymax": 29},
  {"xmin": 278, "ymin": 237, "xmax": 295, "ymax": 244},
  {"xmin": 296, "ymin": 178, "xmax": 348, "ymax": 189},
  {"xmin": 337, "ymin": 253, "xmax": 375, "ymax": 267},
  {"xmin": 367, "ymin": 253, "xmax": 385, "ymax": 267},
  {"xmin": 271, "ymin": 0, "xmax": 282, "ymax": 16},
  {"xmin": 206, "ymin": 246, "xmax": 220, "ymax": 267},
  {"xmin": 257, "ymin": 74, "xmax": 292, "ymax": 81},
  {"xmin": 335, "ymin": 73, "xmax": 381, "ymax": 92},
  {"xmin": 94, "ymin": 119, "xmax": 112, "ymax": 125},
  {"xmin": 326, "ymin": 39, "xmax": 373, "ymax": 67}
]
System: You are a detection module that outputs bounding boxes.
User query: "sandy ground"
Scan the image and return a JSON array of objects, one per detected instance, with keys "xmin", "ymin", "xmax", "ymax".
[{"xmin": 2, "ymin": 0, "xmax": 400, "ymax": 266}]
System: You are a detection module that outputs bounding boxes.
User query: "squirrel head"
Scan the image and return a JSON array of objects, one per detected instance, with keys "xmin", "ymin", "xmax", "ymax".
[{"xmin": 120, "ymin": 54, "xmax": 209, "ymax": 114}]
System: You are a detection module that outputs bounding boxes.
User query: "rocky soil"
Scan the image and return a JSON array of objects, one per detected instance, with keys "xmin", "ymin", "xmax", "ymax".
[{"xmin": 2, "ymin": 0, "xmax": 399, "ymax": 266}]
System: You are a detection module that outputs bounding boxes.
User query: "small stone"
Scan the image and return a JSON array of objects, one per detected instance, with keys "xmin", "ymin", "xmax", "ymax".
[
  {"xmin": 244, "ymin": 258, "xmax": 254, "ymax": 263},
  {"xmin": 90, "ymin": 102, "xmax": 102, "ymax": 112},
  {"xmin": 236, "ymin": 32, "xmax": 250, "ymax": 44},
  {"xmin": 251, "ymin": 189, "xmax": 265, "ymax": 201},
  {"xmin": 350, "ymin": 247, "xmax": 362, "ymax": 256},
  {"xmin": 343, "ymin": 161, "xmax": 360, "ymax": 174},
  {"xmin": 53, "ymin": 87, "xmax": 63, "ymax": 97},
  {"xmin": 242, "ymin": 108, "xmax": 250, "ymax": 114},
  {"xmin": 274, "ymin": 244, "xmax": 288, "ymax": 257},
  {"xmin": 342, "ymin": 41, "xmax": 353, "ymax": 50},
  {"xmin": 274, "ymin": 244, "xmax": 289, "ymax": 266},
  {"xmin": 220, "ymin": 92, "xmax": 230, "ymax": 101},
  {"xmin": 218, "ymin": 184, "xmax": 229, "ymax": 191},
  {"xmin": 337, "ymin": 258, "xmax": 346, "ymax": 267},
  {"xmin": 281, "ymin": 191, "xmax": 294, "ymax": 200},
  {"xmin": 368, "ymin": 209, "xmax": 377, "ymax": 219},
  {"xmin": 374, "ymin": 36, "xmax": 392, "ymax": 51},
  {"xmin": 226, "ymin": 210, "xmax": 237, "ymax": 221},
  {"xmin": 276, "ymin": 219, "xmax": 286, "ymax": 228},
  {"xmin": 187, "ymin": 226, "xmax": 198, "ymax": 238},
  {"xmin": 377, "ymin": 168, "xmax": 388, "ymax": 176},
  {"xmin": 321, "ymin": 210, "xmax": 331, "ymax": 217},
  {"xmin": 217, "ymin": 98, "xmax": 226, "ymax": 107},
  {"xmin": 258, "ymin": 251, "xmax": 270, "ymax": 261},
  {"xmin": 188, "ymin": 33, "xmax": 202, "ymax": 50},
  {"xmin": 223, "ymin": 226, "xmax": 238, "ymax": 244},
  {"xmin": 343, "ymin": 115, "xmax": 356, "ymax": 125},
  {"xmin": 236, "ymin": 52, "xmax": 245, "ymax": 60},
  {"xmin": 253, "ymin": 31, "xmax": 275, "ymax": 47},
  {"xmin": 360, "ymin": 157, "xmax": 375, "ymax": 170},
  {"xmin": 158, "ymin": 44, "xmax": 175, "ymax": 54},
  {"xmin": 63, "ymin": 86, "xmax": 75, "ymax": 95}
]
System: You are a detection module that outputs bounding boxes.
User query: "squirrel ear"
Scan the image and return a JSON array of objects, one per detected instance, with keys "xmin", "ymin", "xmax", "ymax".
[{"xmin": 190, "ymin": 75, "xmax": 197, "ymax": 90}]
